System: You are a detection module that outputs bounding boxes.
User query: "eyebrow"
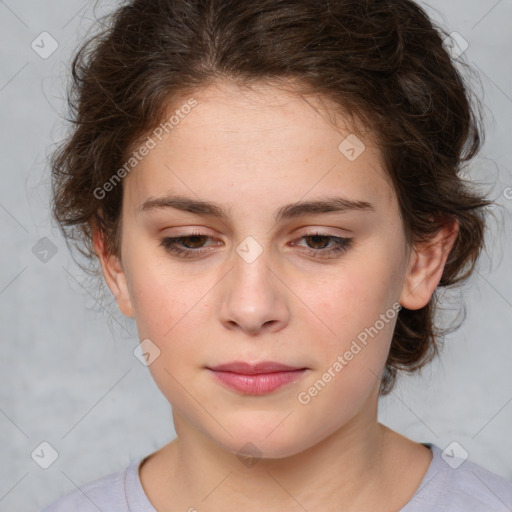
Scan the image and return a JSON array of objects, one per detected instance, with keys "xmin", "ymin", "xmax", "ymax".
[{"xmin": 138, "ymin": 194, "xmax": 375, "ymax": 222}]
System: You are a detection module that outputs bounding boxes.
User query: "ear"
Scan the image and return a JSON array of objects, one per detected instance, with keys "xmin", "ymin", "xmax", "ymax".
[
  {"xmin": 399, "ymin": 217, "xmax": 459, "ymax": 310},
  {"xmin": 92, "ymin": 225, "xmax": 134, "ymax": 318}
]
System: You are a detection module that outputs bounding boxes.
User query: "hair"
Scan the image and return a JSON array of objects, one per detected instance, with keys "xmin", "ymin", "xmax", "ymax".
[{"xmin": 51, "ymin": 0, "xmax": 494, "ymax": 395}]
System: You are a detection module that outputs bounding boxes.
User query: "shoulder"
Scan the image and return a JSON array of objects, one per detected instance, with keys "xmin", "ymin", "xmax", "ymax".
[
  {"xmin": 403, "ymin": 443, "xmax": 512, "ymax": 512},
  {"xmin": 39, "ymin": 460, "xmax": 141, "ymax": 512}
]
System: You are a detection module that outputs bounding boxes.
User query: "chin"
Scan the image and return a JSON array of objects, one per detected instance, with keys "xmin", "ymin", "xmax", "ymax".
[
  {"xmin": 204, "ymin": 413, "xmax": 327, "ymax": 461},
  {"xmin": 217, "ymin": 435, "xmax": 307, "ymax": 461}
]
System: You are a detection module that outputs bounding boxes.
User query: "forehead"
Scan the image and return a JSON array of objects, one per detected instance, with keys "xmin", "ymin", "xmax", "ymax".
[{"xmin": 123, "ymin": 80, "xmax": 396, "ymax": 219}]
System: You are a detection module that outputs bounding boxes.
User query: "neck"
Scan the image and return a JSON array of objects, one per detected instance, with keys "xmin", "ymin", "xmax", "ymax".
[{"xmin": 158, "ymin": 403, "xmax": 401, "ymax": 511}]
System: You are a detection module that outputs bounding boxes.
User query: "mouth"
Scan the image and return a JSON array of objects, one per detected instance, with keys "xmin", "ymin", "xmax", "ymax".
[{"xmin": 206, "ymin": 361, "xmax": 308, "ymax": 395}]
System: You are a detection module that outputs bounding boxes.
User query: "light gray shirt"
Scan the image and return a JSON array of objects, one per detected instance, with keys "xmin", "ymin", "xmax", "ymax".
[{"xmin": 40, "ymin": 443, "xmax": 512, "ymax": 511}]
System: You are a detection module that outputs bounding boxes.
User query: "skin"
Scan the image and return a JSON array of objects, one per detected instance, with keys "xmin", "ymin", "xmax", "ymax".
[{"xmin": 94, "ymin": 80, "xmax": 458, "ymax": 511}]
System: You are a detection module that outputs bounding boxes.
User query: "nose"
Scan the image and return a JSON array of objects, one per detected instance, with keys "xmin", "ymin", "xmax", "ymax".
[{"xmin": 219, "ymin": 244, "xmax": 290, "ymax": 335}]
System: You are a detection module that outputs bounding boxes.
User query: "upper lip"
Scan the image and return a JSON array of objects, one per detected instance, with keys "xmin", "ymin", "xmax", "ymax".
[{"xmin": 207, "ymin": 361, "xmax": 305, "ymax": 374}]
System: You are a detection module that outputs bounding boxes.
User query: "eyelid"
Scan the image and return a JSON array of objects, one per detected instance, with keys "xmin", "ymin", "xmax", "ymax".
[
  {"xmin": 160, "ymin": 226, "xmax": 348, "ymax": 244},
  {"xmin": 294, "ymin": 225, "xmax": 350, "ymax": 236},
  {"xmin": 159, "ymin": 229, "xmax": 353, "ymax": 260}
]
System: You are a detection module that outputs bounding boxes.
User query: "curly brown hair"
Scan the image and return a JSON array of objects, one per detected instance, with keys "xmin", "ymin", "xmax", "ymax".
[{"xmin": 51, "ymin": 0, "xmax": 494, "ymax": 394}]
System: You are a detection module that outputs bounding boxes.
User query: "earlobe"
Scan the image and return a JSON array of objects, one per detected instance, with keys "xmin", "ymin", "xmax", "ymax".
[
  {"xmin": 92, "ymin": 226, "xmax": 135, "ymax": 318},
  {"xmin": 399, "ymin": 218, "xmax": 459, "ymax": 310}
]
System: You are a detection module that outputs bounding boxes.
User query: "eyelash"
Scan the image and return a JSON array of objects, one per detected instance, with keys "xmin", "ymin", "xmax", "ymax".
[{"xmin": 159, "ymin": 230, "xmax": 353, "ymax": 259}]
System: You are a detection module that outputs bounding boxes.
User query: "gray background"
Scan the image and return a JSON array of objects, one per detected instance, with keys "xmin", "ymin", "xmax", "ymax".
[{"xmin": 1, "ymin": 1, "xmax": 511, "ymax": 510}]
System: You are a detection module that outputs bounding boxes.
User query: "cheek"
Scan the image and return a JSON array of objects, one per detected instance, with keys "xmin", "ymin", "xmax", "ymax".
[
  {"xmin": 295, "ymin": 279, "xmax": 397, "ymax": 420},
  {"xmin": 126, "ymin": 259, "xmax": 194, "ymax": 343},
  {"xmin": 129, "ymin": 266, "xmax": 207, "ymax": 406},
  {"xmin": 304, "ymin": 259, "xmax": 398, "ymax": 342},
  {"xmin": 127, "ymin": 262, "xmax": 218, "ymax": 377},
  {"xmin": 295, "ymin": 252, "xmax": 401, "ymax": 402}
]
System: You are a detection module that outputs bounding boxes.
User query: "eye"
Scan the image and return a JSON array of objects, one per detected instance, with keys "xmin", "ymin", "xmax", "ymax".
[
  {"xmin": 159, "ymin": 231, "xmax": 353, "ymax": 259},
  {"xmin": 292, "ymin": 232, "xmax": 353, "ymax": 258},
  {"xmin": 159, "ymin": 232, "xmax": 217, "ymax": 258}
]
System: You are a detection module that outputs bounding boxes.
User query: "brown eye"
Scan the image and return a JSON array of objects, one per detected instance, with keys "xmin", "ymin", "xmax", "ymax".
[
  {"xmin": 292, "ymin": 232, "xmax": 353, "ymax": 258},
  {"xmin": 160, "ymin": 232, "xmax": 221, "ymax": 258},
  {"xmin": 303, "ymin": 234, "xmax": 331, "ymax": 250},
  {"xmin": 179, "ymin": 235, "xmax": 208, "ymax": 248}
]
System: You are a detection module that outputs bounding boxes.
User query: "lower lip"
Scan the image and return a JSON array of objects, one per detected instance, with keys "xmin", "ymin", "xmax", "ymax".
[{"xmin": 209, "ymin": 369, "xmax": 307, "ymax": 395}]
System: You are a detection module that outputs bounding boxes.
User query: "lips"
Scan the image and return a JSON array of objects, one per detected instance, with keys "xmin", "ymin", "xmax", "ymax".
[
  {"xmin": 208, "ymin": 361, "xmax": 304, "ymax": 374},
  {"xmin": 206, "ymin": 361, "xmax": 307, "ymax": 395}
]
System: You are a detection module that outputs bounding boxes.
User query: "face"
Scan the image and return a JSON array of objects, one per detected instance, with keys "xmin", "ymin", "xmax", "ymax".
[{"xmin": 96, "ymin": 80, "xmax": 453, "ymax": 459}]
